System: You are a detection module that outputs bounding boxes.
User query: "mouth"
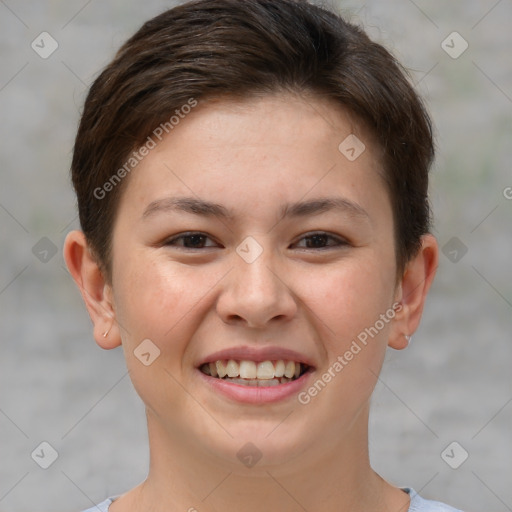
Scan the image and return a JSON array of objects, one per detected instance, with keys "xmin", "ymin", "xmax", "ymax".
[{"xmin": 199, "ymin": 359, "xmax": 312, "ymax": 387}]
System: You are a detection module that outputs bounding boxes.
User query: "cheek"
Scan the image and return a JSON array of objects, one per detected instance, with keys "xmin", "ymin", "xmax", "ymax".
[
  {"xmin": 112, "ymin": 254, "xmax": 224, "ymax": 358},
  {"xmin": 295, "ymin": 261, "xmax": 395, "ymax": 424},
  {"xmin": 111, "ymin": 256, "xmax": 223, "ymax": 417},
  {"xmin": 301, "ymin": 256, "xmax": 396, "ymax": 344}
]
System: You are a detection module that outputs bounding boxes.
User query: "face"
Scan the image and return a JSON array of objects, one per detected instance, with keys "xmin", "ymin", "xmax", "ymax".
[{"xmin": 108, "ymin": 94, "xmax": 400, "ymax": 470}]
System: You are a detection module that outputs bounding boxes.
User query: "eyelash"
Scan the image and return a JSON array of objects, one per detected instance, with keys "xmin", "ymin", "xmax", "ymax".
[{"xmin": 163, "ymin": 231, "xmax": 348, "ymax": 251}]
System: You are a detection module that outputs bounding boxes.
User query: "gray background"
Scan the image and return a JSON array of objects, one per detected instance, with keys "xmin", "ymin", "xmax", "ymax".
[{"xmin": 0, "ymin": 1, "xmax": 511, "ymax": 511}]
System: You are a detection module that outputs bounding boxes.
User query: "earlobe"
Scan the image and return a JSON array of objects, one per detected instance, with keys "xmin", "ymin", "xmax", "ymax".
[
  {"xmin": 63, "ymin": 230, "xmax": 121, "ymax": 350},
  {"xmin": 388, "ymin": 234, "xmax": 439, "ymax": 350}
]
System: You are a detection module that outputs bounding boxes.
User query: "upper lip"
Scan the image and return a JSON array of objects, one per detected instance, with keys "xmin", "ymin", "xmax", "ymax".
[{"xmin": 197, "ymin": 346, "xmax": 316, "ymax": 368}]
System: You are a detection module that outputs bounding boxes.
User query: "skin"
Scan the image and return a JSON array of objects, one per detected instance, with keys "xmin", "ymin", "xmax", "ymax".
[{"xmin": 64, "ymin": 93, "xmax": 438, "ymax": 512}]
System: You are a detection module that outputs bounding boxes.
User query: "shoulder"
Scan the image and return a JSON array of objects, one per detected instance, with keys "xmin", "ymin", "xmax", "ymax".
[
  {"xmin": 404, "ymin": 488, "xmax": 465, "ymax": 512},
  {"xmin": 80, "ymin": 490, "xmax": 466, "ymax": 512},
  {"xmin": 80, "ymin": 497, "xmax": 116, "ymax": 512}
]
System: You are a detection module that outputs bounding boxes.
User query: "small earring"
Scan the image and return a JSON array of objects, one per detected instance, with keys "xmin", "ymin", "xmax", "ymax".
[
  {"xmin": 102, "ymin": 314, "xmax": 115, "ymax": 338},
  {"xmin": 405, "ymin": 334, "xmax": 412, "ymax": 345}
]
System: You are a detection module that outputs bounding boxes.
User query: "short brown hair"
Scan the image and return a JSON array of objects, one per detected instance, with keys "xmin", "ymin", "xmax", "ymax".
[{"xmin": 71, "ymin": 0, "xmax": 434, "ymax": 281}]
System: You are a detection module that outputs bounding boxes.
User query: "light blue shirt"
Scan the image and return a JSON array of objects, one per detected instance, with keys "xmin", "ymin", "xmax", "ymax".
[{"xmin": 80, "ymin": 487, "xmax": 464, "ymax": 511}]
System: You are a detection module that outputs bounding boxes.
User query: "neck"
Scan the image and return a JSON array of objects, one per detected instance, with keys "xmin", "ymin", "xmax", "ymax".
[{"xmin": 113, "ymin": 404, "xmax": 409, "ymax": 512}]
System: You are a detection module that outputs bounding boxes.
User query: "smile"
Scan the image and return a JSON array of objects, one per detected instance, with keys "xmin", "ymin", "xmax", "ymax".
[{"xmin": 199, "ymin": 359, "xmax": 310, "ymax": 387}]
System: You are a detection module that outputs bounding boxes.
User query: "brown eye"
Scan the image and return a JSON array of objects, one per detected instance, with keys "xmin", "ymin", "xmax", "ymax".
[
  {"xmin": 165, "ymin": 232, "xmax": 218, "ymax": 249},
  {"xmin": 293, "ymin": 232, "xmax": 348, "ymax": 250}
]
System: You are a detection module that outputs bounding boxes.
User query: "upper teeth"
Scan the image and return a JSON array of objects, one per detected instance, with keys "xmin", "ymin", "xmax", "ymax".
[{"xmin": 203, "ymin": 360, "xmax": 303, "ymax": 379}]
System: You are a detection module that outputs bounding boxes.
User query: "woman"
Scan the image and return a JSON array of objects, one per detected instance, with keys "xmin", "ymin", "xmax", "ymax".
[{"xmin": 64, "ymin": 1, "xmax": 462, "ymax": 510}]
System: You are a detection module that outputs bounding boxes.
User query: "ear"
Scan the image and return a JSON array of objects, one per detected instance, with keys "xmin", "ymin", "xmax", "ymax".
[
  {"xmin": 388, "ymin": 234, "xmax": 439, "ymax": 350},
  {"xmin": 63, "ymin": 230, "xmax": 121, "ymax": 349}
]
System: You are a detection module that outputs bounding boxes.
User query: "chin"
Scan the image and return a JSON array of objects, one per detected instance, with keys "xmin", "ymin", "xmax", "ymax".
[{"xmin": 204, "ymin": 420, "xmax": 315, "ymax": 471}]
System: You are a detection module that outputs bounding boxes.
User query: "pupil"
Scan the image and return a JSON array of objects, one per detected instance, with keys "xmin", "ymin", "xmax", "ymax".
[
  {"xmin": 185, "ymin": 235, "xmax": 205, "ymax": 248},
  {"xmin": 307, "ymin": 234, "xmax": 327, "ymax": 248}
]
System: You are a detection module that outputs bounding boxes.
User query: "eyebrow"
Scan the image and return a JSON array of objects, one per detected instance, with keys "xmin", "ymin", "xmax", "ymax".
[{"xmin": 141, "ymin": 196, "xmax": 369, "ymax": 221}]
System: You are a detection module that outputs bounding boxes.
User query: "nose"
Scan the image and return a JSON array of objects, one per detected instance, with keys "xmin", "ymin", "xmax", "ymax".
[{"xmin": 216, "ymin": 246, "xmax": 298, "ymax": 329}]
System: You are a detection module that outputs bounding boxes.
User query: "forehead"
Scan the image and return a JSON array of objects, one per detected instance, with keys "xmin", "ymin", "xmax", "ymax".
[{"xmin": 116, "ymin": 93, "xmax": 389, "ymax": 223}]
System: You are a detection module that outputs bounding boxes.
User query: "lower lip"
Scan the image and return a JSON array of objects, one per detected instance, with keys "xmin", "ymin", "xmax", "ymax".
[{"xmin": 196, "ymin": 368, "xmax": 314, "ymax": 404}]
